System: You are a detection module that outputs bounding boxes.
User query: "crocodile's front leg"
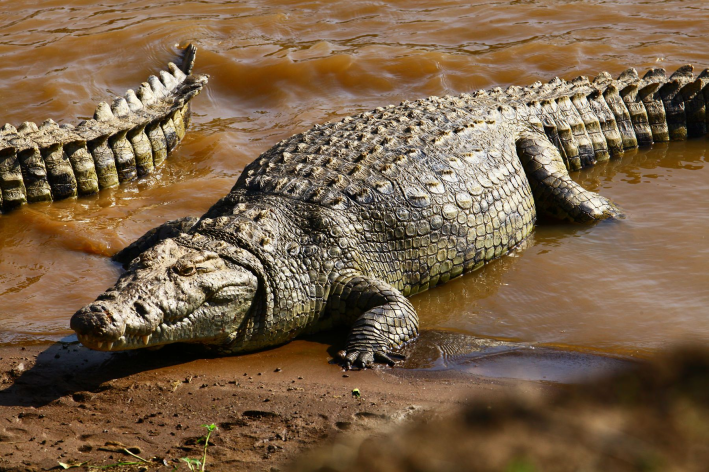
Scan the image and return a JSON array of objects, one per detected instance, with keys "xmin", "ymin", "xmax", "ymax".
[{"xmin": 328, "ymin": 274, "xmax": 419, "ymax": 369}]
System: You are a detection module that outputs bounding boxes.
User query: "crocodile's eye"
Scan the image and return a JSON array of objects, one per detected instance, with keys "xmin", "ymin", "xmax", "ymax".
[
  {"xmin": 137, "ymin": 252, "xmax": 155, "ymax": 268},
  {"xmin": 174, "ymin": 261, "xmax": 196, "ymax": 276},
  {"xmin": 174, "ymin": 251, "xmax": 223, "ymax": 276}
]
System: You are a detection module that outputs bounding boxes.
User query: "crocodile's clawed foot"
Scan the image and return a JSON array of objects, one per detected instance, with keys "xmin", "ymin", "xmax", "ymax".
[
  {"xmin": 606, "ymin": 199, "xmax": 625, "ymax": 220},
  {"xmin": 567, "ymin": 195, "xmax": 625, "ymax": 223},
  {"xmin": 586, "ymin": 195, "xmax": 625, "ymax": 221},
  {"xmin": 337, "ymin": 349, "xmax": 405, "ymax": 370}
]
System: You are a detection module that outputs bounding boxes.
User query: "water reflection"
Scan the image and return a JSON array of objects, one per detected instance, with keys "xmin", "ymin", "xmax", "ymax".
[{"xmin": 577, "ymin": 141, "xmax": 707, "ymax": 191}]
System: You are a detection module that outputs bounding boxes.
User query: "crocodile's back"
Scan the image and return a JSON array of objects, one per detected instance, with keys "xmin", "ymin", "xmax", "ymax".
[{"xmin": 232, "ymin": 94, "xmax": 536, "ymax": 296}]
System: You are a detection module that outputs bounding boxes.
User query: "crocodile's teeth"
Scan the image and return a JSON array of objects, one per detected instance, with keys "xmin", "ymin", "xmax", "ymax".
[
  {"xmin": 97, "ymin": 341, "xmax": 104, "ymax": 349},
  {"xmin": 106, "ymin": 342, "xmax": 114, "ymax": 350},
  {"xmin": 142, "ymin": 335, "xmax": 151, "ymax": 345}
]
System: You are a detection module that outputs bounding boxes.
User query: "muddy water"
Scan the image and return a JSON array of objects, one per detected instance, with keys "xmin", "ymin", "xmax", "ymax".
[{"xmin": 0, "ymin": 1, "xmax": 707, "ymax": 364}]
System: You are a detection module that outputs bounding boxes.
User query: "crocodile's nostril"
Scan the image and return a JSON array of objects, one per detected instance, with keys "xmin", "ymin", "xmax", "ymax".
[
  {"xmin": 96, "ymin": 291, "xmax": 119, "ymax": 301},
  {"xmin": 134, "ymin": 301, "xmax": 150, "ymax": 317}
]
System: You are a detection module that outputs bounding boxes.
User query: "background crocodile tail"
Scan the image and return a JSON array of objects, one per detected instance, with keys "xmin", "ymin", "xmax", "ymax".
[{"xmin": 0, "ymin": 44, "xmax": 208, "ymax": 211}]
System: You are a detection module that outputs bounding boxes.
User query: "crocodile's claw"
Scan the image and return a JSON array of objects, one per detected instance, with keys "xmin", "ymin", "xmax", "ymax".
[{"xmin": 337, "ymin": 348, "xmax": 403, "ymax": 370}]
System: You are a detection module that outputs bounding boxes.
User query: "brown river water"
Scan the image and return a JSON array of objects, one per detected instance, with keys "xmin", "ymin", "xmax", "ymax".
[{"xmin": 0, "ymin": 1, "xmax": 707, "ymax": 369}]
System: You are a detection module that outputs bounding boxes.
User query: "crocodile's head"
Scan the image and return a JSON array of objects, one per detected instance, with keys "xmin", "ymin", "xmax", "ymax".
[{"xmin": 71, "ymin": 238, "xmax": 258, "ymax": 351}]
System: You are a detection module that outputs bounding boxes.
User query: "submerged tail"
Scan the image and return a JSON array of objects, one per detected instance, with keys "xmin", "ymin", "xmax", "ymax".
[
  {"xmin": 0, "ymin": 44, "xmax": 209, "ymax": 210},
  {"xmin": 486, "ymin": 64, "xmax": 706, "ymax": 171}
]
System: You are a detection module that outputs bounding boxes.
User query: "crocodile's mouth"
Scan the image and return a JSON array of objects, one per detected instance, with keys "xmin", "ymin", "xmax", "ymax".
[
  {"xmin": 75, "ymin": 306, "xmax": 189, "ymax": 351},
  {"xmin": 74, "ymin": 284, "xmax": 257, "ymax": 351},
  {"xmin": 75, "ymin": 313, "xmax": 202, "ymax": 351}
]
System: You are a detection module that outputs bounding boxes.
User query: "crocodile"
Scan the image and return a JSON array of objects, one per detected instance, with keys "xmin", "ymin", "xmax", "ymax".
[
  {"xmin": 71, "ymin": 63, "xmax": 705, "ymax": 368},
  {"xmin": 0, "ymin": 45, "xmax": 208, "ymax": 211}
]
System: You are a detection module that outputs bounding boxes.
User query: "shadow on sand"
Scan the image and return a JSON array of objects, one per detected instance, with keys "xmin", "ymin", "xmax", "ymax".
[
  {"xmin": 0, "ymin": 329, "xmax": 350, "ymax": 408},
  {"xmin": 0, "ymin": 341, "xmax": 216, "ymax": 408},
  {"xmin": 0, "ymin": 328, "xmax": 639, "ymax": 408}
]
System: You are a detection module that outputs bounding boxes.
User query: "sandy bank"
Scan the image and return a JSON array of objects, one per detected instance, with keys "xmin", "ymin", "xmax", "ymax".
[{"xmin": 0, "ymin": 332, "xmax": 568, "ymax": 471}]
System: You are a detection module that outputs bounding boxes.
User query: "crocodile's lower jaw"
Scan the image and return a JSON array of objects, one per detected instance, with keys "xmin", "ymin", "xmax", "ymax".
[
  {"xmin": 78, "ymin": 335, "xmax": 140, "ymax": 351},
  {"xmin": 77, "ymin": 333, "xmax": 154, "ymax": 351},
  {"xmin": 76, "ymin": 316, "xmax": 200, "ymax": 351}
]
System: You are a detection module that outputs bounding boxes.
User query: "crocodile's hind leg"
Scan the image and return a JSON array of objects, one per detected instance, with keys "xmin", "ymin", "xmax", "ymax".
[
  {"xmin": 516, "ymin": 131, "xmax": 621, "ymax": 222},
  {"xmin": 328, "ymin": 274, "xmax": 419, "ymax": 369}
]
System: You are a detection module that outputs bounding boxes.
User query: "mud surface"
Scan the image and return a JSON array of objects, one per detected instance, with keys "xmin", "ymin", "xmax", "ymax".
[{"xmin": 0, "ymin": 336, "xmax": 555, "ymax": 472}]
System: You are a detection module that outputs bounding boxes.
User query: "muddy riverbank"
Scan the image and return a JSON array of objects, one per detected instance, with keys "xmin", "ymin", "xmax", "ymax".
[
  {"xmin": 0, "ymin": 335, "xmax": 563, "ymax": 471},
  {"xmin": 1, "ymin": 338, "xmax": 706, "ymax": 471},
  {"xmin": 294, "ymin": 347, "xmax": 709, "ymax": 471}
]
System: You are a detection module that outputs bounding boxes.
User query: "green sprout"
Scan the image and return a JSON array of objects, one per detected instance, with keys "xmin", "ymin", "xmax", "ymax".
[
  {"xmin": 181, "ymin": 423, "xmax": 217, "ymax": 472},
  {"xmin": 180, "ymin": 457, "xmax": 202, "ymax": 472}
]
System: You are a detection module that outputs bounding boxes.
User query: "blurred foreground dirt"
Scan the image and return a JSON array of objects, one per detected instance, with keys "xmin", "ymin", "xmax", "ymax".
[{"xmin": 293, "ymin": 348, "xmax": 709, "ymax": 471}]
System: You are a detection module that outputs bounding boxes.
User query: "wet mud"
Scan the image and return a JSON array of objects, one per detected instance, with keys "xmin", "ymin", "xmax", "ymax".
[
  {"xmin": 0, "ymin": 335, "xmax": 552, "ymax": 471},
  {"xmin": 295, "ymin": 347, "xmax": 709, "ymax": 471}
]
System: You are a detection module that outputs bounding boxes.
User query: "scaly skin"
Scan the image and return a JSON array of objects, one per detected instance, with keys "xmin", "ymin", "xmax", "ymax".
[
  {"xmin": 73, "ymin": 63, "xmax": 704, "ymax": 368},
  {"xmin": 0, "ymin": 45, "xmax": 208, "ymax": 211}
]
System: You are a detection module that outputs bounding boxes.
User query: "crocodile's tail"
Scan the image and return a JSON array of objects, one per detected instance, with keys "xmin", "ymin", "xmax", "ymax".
[
  {"xmin": 488, "ymin": 64, "xmax": 706, "ymax": 171},
  {"xmin": 0, "ymin": 44, "xmax": 208, "ymax": 211}
]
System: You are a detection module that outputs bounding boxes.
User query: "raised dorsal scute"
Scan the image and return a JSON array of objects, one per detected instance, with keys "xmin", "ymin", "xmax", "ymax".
[
  {"xmin": 643, "ymin": 67, "xmax": 667, "ymax": 83},
  {"xmin": 670, "ymin": 64, "xmax": 694, "ymax": 81},
  {"xmin": 618, "ymin": 67, "xmax": 639, "ymax": 83}
]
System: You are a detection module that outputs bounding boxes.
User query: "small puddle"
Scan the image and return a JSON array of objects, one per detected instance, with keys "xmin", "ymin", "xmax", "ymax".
[{"xmin": 400, "ymin": 330, "xmax": 637, "ymax": 384}]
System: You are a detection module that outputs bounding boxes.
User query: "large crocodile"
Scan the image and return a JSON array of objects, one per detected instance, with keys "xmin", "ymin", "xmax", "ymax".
[
  {"xmin": 0, "ymin": 45, "xmax": 208, "ymax": 211},
  {"xmin": 72, "ymin": 63, "xmax": 703, "ymax": 368}
]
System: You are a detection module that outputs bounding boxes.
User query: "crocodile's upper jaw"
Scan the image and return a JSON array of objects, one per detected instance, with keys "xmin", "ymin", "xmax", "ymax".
[{"xmin": 70, "ymin": 238, "xmax": 258, "ymax": 351}]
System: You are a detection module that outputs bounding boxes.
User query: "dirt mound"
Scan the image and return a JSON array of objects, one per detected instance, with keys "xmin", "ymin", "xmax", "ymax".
[{"xmin": 294, "ymin": 348, "xmax": 709, "ymax": 471}]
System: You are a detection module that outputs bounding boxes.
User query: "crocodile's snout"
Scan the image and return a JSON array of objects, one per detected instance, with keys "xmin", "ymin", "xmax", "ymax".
[
  {"xmin": 72, "ymin": 239, "xmax": 261, "ymax": 352},
  {"xmin": 70, "ymin": 303, "xmax": 125, "ymax": 349}
]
